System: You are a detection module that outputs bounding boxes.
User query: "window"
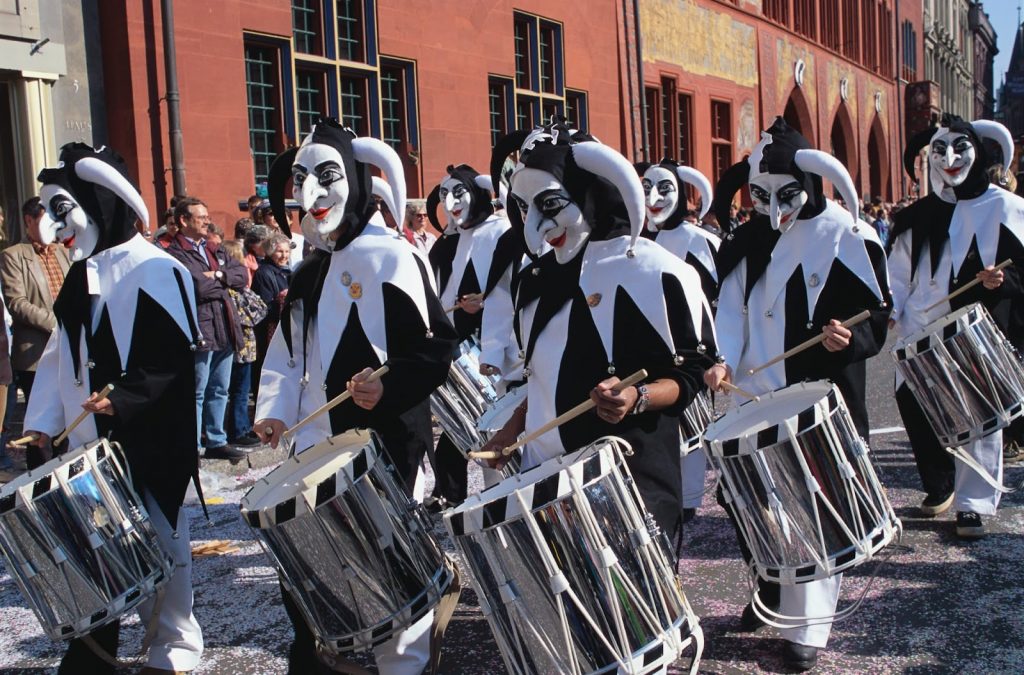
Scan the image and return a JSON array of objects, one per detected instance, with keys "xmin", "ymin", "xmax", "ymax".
[
  {"xmin": 902, "ymin": 20, "xmax": 918, "ymax": 81},
  {"xmin": 337, "ymin": 0, "xmax": 364, "ymax": 63},
  {"xmin": 565, "ymin": 89, "xmax": 588, "ymax": 131},
  {"xmin": 660, "ymin": 77, "xmax": 677, "ymax": 159},
  {"xmin": 489, "ymin": 77, "xmax": 514, "ymax": 146},
  {"xmin": 516, "ymin": 96, "xmax": 538, "ymax": 131},
  {"xmin": 245, "ymin": 43, "xmax": 284, "ymax": 185},
  {"xmin": 677, "ymin": 92, "xmax": 693, "ymax": 167},
  {"xmin": 644, "ymin": 86, "xmax": 660, "ymax": 159},
  {"xmin": 764, "ymin": 0, "xmax": 788, "ymax": 26},
  {"xmin": 879, "ymin": 3, "xmax": 893, "ymax": 77},
  {"xmin": 793, "ymin": 0, "xmax": 816, "ymax": 40},
  {"xmin": 339, "ymin": 72, "xmax": 369, "ymax": 136},
  {"xmin": 292, "ymin": 0, "xmax": 323, "ymax": 56},
  {"xmin": 296, "ymin": 68, "xmax": 328, "ymax": 136},
  {"xmin": 841, "ymin": 0, "xmax": 859, "ymax": 61},
  {"xmin": 821, "ymin": 0, "xmax": 841, "ymax": 52},
  {"xmin": 380, "ymin": 64, "xmax": 405, "ymax": 150},
  {"xmin": 862, "ymin": 0, "xmax": 878, "ymax": 71},
  {"xmin": 539, "ymin": 22, "xmax": 557, "ymax": 94},
  {"xmin": 711, "ymin": 100, "xmax": 733, "ymax": 186},
  {"xmin": 514, "ymin": 15, "xmax": 533, "ymax": 90}
]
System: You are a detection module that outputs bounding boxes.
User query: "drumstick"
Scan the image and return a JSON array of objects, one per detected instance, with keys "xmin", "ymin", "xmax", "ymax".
[
  {"xmin": 277, "ymin": 365, "xmax": 390, "ymax": 438},
  {"xmin": 746, "ymin": 310, "xmax": 872, "ymax": 376},
  {"xmin": 923, "ymin": 258, "xmax": 1013, "ymax": 312},
  {"xmin": 445, "ymin": 293, "xmax": 483, "ymax": 313},
  {"xmin": 720, "ymin": 381, "xmax": 760, "ymax": 402},
  {"xmin": 468, "ymin": 369, "xmax": 648, "ymax": 460},
  {"xmin": 54, "ymin": 384, "xmax": 115, "ymax": 446},
  {"xmin": 7, "ymin": 433, "xmax": 39, "ymax": 447}
]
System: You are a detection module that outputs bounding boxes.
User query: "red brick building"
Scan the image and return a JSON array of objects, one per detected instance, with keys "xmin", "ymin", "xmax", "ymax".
[
  {"xmin": 96, "ymin": 0, "xmax": 635, "ymax": 229},
  {"xmin": 639, "ymin": 0, "xmax": 922, "ymax": 203}
]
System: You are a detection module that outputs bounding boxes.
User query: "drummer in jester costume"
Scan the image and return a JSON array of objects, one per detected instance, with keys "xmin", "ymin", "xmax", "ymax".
[
  {"xmin": 636, "ymin": 158, "xmax": 718, "ymax": 525},
  {"xmin": 888, "ymin": 114, "xmax": 1024, "ymax": 539},
  {"xmin": 705, "ymin": 118, "xmax": 891, "ymax": 671},
  {"xmin": 483, "ymin": 120, "xmax": 715, "ymax": 542},
  {"xmin": 255, "ymin": 118, "xmax": 457, "ymax": 674},
  {"xmin": 425, "ymin": 164, "xmax": 521, "ymax": 504},
  {"xmin": 24, "ymin": 143, "xmax": 204, "ymax": 674}
]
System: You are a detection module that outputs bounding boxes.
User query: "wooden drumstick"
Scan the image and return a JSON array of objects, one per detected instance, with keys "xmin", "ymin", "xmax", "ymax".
[
  {"xmin": 279, "ymin": 365, "xmax": 390, "ymax": 438},
  {"xmin": 720, "ymin": 381, "xmax": 760, "ymax": 402},
  {"xmin": 468, "ymin": 369, "xmax": 648, "ymax": 460},
  {"xmin": 445, "ymin": 293, "xmax": 483, "ymax": 313},
  {"xmin": 746, "ymin": 310, "xmax": 872, "ymax": 376},
  {"xmin": 54, "ymin": 384, "xmax": 115, "ymax": 446},
  {"xmin": 7, "ymin": 433, "xmax": 39, "ymax": 447},
  {"xmin": 923, "ymin": 258, "xmax": 1013, "ymax": 312}
]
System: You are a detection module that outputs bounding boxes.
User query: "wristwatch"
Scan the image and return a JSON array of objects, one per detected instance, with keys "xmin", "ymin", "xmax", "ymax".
[
  {"xmin": 629, "ymin": 384, "xmax": 650, "ymax": 415},
  {"xmin": 214, "ymin": 270, "xmax": 224, "ymax": 282}
]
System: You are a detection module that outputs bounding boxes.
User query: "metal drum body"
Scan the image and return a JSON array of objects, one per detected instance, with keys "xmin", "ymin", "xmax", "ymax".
[
  {"xmin": 475, "ymin": 385, "xmax": 526, "ymax": 475},
  {"xmin": 445, "ymin": 437, "xmax": 702, "ymax": 675},
  {"xmin": 679, "ymin": 391, "xmax": 714, "ymax": 457},
  {"xmin": 704, "ymin": 382, "xmax": 899, "ymax": 585},
  {"xmin": 240, "ymin": 429, "xmax": 454, "ymax": 654},
  {"xmin": 893, "ymin": 302, "xmax": 1024, "ymax": 447},
  {"xmin": 0, "ymin": 439, "xmax": 172, "ymax": 640},
  {"xmin": 431, "ymin": 336, "xmax": 502, "ymax": 455}
]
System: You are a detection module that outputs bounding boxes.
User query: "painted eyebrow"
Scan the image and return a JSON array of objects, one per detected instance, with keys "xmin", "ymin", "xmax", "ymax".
[
  {"xmin": 532, "ymin": 188, "xmax": 569, "ymax": 206},
  {"xmin": 49, "ymin": 194, "xmax": 73, "ymax": 209},
  {"xmin": 314, "ymin": 160, "xmax": 342, "ymax": 172}
]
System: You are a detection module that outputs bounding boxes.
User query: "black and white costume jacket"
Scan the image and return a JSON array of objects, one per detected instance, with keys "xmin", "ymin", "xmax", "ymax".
[
  {"xmin": 716, "ymin": 201, "xmax": 891, "ymax": 437},
  {"xmin": 650, "ymin": 224, "xmax": 721, "ymax": 303},
  {"xmin": 256, "ymin": 222, "xmax": 458, "ymax": 452},
  {"xmin": 25, "ymin": 234, "xmax": 200, "ymax": 523}
]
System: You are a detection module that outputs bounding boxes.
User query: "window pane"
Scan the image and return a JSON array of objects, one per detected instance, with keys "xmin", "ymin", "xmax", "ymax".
[
  {"xmin": 381, "ymin": 65, "xmax": 404, "ymax": 150},
  {"xmin": 565, "ymin": 89, "xmax": 587, "ymax": 131},
  {"xmin": 296, "ymin": 69, "xmax": 326, "ymax": 136},
  {"xmin": 489, "ymin": 79, "xmax": 510, "ymax": 147},
  {"xmin": 711, "ymin": 100, "xmax": 731, "ymax": 141},
  {"xmin": 660, "ymin": 78, "xmax": 676, "ymax": 158},
  {"xmin": 340, "ymin": 74, "xmax": 368, "ymax": 136},
  {"xmin": 678, "ymin": 93, "xmax": 693, "ymax": 166},
  {"xmin": 516, "ymin": 96, "xmax": 536, "ymax": 131},
  {"xmin": 542, "ymin": 99, "xmax": 562, "ymax": 125},
  {"xmin": 539, "ymin": 23, "xmax": 556, "ymax": 94},
  {"xmin": 244, "ymin": 44, "xmax": 280, "ymax": 185},
  {"xmin": 514, "ymin": 16, "xmax": 532, "ymax": 90},
  {"xmin": 292, "ymin": 0, "xmax": 322, "ymax": 55},
  {"xmin": 644, "ymin": 86, "xmax": 660, "ymax": 159},
  {"xmin": 337, "ymin": 0, "xmax": 364, "ymax": 62}
]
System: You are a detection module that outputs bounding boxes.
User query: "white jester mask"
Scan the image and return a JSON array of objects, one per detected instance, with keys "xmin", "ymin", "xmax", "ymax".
[
  {"xmin": 38, "ymin": 185, "xmax": 100, "ymax": 261},
  {"xmin": 930, "ymin": 130, "xmax": 976, "ymax": 189},
  {"xmin": 292, "ymin": 142, "xmax": 351, "ymax": 236},
  {"xmin": 440, "ymin": 176, "xmax": 473, "ymax": 228},
  {"xmin": 748, "ymin": 173, "xmax": 809, "ymax": 233},
  {"xmin": 642, "ymin": 166, "xmax": 680, "ymax": 228},
  {"xmin": 511, "ymin": 167, "xmax": 591, "ymax": 264}
]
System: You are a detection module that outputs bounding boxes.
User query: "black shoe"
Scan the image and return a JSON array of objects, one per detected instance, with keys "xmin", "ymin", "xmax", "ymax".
[
  {"xmin": 204, "ymin": 445, "xmax": 248, "ymax": 462},
  {"xmin": 681, "ymin": 507, "xmax": 697, "ymax": 524},
  {"xmin": 919, "ymin": 491, "xmax": 954, "ymax": 517},
  {"xmin": 1004, "ymin": 440, "xmax": 1024, "ymax": 465},
  {"xmin": 956, "ymin": 511, "xmax": 985, "ymax": 539},
  {"xmin": 739, "ymin": 602, "xmax": 776, "ymax": 632},
  {"xmin": 782, "ymin": 641, "xmax": 818, "ymax": 672},
  {"xmin": 230, "ymin": 432, "xmax": 261, "ymax": 447},
  {"xmin": 423, "ymin": 496, "xmax": 448, "ymax": 514}
]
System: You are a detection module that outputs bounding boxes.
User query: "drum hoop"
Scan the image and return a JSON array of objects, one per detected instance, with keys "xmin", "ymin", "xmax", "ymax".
[
  {"xmin": 240, "ymin": 428, "xmax": 380, "ymax": 527},
  {"xmin": 894, "ymin": 302, "xmax": 987, "ymax": 358},
  {"xmin": 703, "ymin": 382, "xmax": 841, "ymax": 459},
  {"xmin": 476, "ymin": 386, "xmax": 528, "ymax": 434},
  {"xmin": 445, "ymin": 439, "xmax": 621, "ymax": 535},
  {"xmin": 0, "ymin": 439, "xmax": 115, "ymax": 513}
]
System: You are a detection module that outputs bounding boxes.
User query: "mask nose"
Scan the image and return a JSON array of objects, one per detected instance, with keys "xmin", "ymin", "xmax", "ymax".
[
  {"xmin": 945, "ymin": 145, "xmax": 957, "ymax": 168},
  {"xmin": 769, "ymin": 191, "xmax": 783, "ymax": 231},
  {"xmin": 647, "ymin": 189, "xmax": 660, "ymax": 208},
  {"xmin": 37, "ymin": 212, "xmax": 58, "ymax": 244},
  {"xmin": 301, "ymin": 175, "xmax": 324, "ymax": 211}
]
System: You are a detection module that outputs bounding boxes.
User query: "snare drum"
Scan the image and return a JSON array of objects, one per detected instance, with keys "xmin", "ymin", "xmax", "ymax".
[
  {"xmin": 0, "ymin": 439, "xmax": 173, "ymax": 641},
  {"xmin": 240, "ymin": 429, "xmax": 456, "ymax": 655},
  {"xmin": 431, "ymin": 336, "xmax": 502, "ymax": 455},
  {"xmin": 445, "ymin": 436, "xmax": 703, "ymax": 675},
  {"xmin": 680, "ymin": 391, "xmax": 714, "ymax": 457},
  {"xmin": 475, "ymin": 385, "xmax": 526, "ymax": 478},
  {"xmin": 894, "ymin": 302, "xmax": 1024, "ymax": 447},
  {"xmin": 704, "ymin": 382, "xmax": 899, "ymax": 585}
]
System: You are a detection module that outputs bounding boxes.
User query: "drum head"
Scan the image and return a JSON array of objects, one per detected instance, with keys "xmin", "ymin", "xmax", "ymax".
[
  {"xmin": 704, "ymin": 382, "xmax": 836, "ymax": 455},
  {"xmin": 476, "ymin": 386, "xmax": 527, "ymax": 434},
  {"xmin": 240, "ymin": 429, "xmax": 376, "ymax": 525}
]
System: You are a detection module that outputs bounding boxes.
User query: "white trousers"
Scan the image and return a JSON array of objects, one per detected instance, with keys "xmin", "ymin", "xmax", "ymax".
[
  {"xmin": 140, "ymin": 491, "xmax": 204, "ymax": 670},
  {"xmin": 779, "ymin": 574, "xmax": 842, "ymax": 649},
  {"xmin": 374, "ymin": 610, "xmax": 433, "ymax": 675},
  {"xmin": 953, "ymin": 430, "xmax": 1002, "ymax": 515},
  {"xmin": 680, "ymin": 449, "xmax": 707, "ymax": 509}
]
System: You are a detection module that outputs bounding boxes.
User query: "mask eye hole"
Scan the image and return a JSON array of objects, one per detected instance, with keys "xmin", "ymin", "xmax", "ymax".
[
  {"xmin": 750, "ymin": 185, "xmax": 769, "ymax": 203},
  {"xmin": 952, "ymin": 138, "xmax": 973, "ymax": 155},
  {"xmin": 317, "ymin": 167, "xmax": 343, "ymax": 187},
  {"xmin": 511, "ymin": 195, "xmax": 528, "ymax": 217},
  {"xmin": 931, "ymin": 140, "xmax": 948, "ymax": 156},
  {"xmin": 641, "ymin": 179, "xmax": 653, "ymax": 196},
  {"xmin": 539, "ymin": 193, "xmax": 571, "ymax": 219},
  {"xmin": 657, "ymin": 180, "xmax": 676, "ymax": 196},
  {"xmin": 452, "ymin": 185, "xmax": 467, "ymax": 200},
  {"xmin": 777, "ymin": 185, "xmax": 804, "ymax": 206},
  {"xmin": 292, "ymin": 170, "xmax": 307, "ymax": 187}
]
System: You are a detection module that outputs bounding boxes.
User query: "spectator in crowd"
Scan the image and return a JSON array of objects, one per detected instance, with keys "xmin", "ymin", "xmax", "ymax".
[
  {"xmin": 247, "ymin": 194, "xmax": 262, "ymax": 221},
  {"xmin": 251, "ymin": 232, "xmax": 292, "ymax": 390},
  {"xmin": 222, "ymin": 239, "xmax": 266, "ymax": 448},
  {"xmin": 234, "ymin": 217, "xmax": 255, "ymax": 241},
  {"xmin": 728, "ymin": 202, "xmax": 740, "ymax": 231},
  {"xmin": 155, "ymin": 207, "xmax": 178, "ymax": 248},
  {"xmin": 0, "ymin": 197, "xmax": 71, "ymax": 401},
  {"xmin": 206, "ymin": 222, "xmax": 224, "ymax": 247},
  {"xmin": 0, "ymin": 301, "xmax": 12, "ymax": 473},
  {"xmin": 234, "ymin": 218, "xmax": 259, "ymax": 285},
  {"xmin": 403, "ymin": 199, "xmax": 436, "ymax": 253},
  {"xmin": 165, "ymin": 197, "xmax": 249, "ymax": 461}
]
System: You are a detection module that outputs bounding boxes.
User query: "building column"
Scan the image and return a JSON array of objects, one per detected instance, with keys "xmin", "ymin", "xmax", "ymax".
[{"xmin": 10, "ymin": 75, "xmax": 58, "ymax": 240}]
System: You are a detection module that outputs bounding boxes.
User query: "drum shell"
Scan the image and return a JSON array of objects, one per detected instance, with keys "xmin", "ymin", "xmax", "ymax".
[
  {"xmin": 893, "ymin": 303, "xmax": 1024, "ymax": 447},
  {"xmin": 704, "ymin": 382, "xmax": 899, "ymax": 584},
  {"xmin": 431, "ymin": 336, "xmax": 502, "ymax": 456},
  {"xmin": 445, "ymin": 437, "xmax": 699, "ymax": 674},
  {"xmin": 475, "ymin": 385, "xmax": 526, "ymax": 475},
  {"xmin": 240, "ymin": 429, "xmax": 453, "ymax": 654},
  {"xmin": 0, "ymin": 439, "xmax": 173, "ymax": 640},
  {"xmin": 679, "ymin": 391, "xmax": 714, "ymax": 457}
]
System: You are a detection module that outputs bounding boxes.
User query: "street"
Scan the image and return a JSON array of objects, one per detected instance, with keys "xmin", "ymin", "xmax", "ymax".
[{"xmin": 2, "ymin": 337, "xmax": 1023, "ymax": 674}]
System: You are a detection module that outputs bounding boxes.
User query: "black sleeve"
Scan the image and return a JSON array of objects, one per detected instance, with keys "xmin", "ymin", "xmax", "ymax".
[{"xmin": 659, "ymin": 272, "xmax": 716, "ymax": 415}]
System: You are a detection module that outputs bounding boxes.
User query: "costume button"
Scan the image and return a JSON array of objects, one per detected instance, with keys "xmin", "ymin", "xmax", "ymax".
[
  {"xmin": 806, "ymin": 322, "xmax": 814, "ymax": 329},
  {"xmin": 607, "ymin": 363, "xmax": 616, "ymax": 375},
  {"xmin": 742, "ymin": 305, "xmax": 748, "ymax": 315},
  {"xmin": 765, "ymin": 310, "xmax": 773, "ymax": 318}
]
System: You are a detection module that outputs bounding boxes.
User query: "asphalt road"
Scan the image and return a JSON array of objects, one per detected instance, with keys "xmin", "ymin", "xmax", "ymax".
[{"xmin": 2, "ymin": 336, "xmax": 1023, "ymax": 674}]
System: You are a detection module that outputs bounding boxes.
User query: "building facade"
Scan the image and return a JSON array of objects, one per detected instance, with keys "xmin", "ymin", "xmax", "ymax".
[
  {"xmin": 968, "ymin": 1, "xmax": 996, "ymax": 121},
  {"xmin": 924, "ymin": 0, "xmax": 974, "ymax": 119},
  {"xmin": 998, "ymin": 20, "xmax": 1024, "ymax": 149},
  {"xmin": 640, "ymin": 0, "xmax": 912, "ymax": 203}
]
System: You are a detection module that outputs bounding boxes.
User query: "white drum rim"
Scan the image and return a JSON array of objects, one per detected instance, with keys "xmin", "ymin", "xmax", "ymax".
[
  {"xmin": 476, "ymin": 385, "xmax": 527, "ymax": 434},
  {"xmin": 445, "ymin": 437, "xmax": 623, "ymax": 535},
  {"xmin": 0, "ymin": 438, "xmax": 113, "ymax": 507},
  {"xmin": 703, "ymin": 381, "xmax": 840, "ymax": 458},
  {"xmin": 893, "ymin": 302, "xmax": 987, "ymax": 358},
  {"xmin": 240, "ymin": 428, "xmax": 378, "ymax": 528}
]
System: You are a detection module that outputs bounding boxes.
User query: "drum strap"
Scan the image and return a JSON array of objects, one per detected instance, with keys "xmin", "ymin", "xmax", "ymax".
[
  {"xmin": 81, "ymin": 587, "xmax": 166, "ymax": 668},
  {"xmin": 428, "ymin": 560, "xmax": 463, "ymax": 675},
  {"xmin": 946, "ymin": 445, "xmax": 1020, "ymax": 493}
]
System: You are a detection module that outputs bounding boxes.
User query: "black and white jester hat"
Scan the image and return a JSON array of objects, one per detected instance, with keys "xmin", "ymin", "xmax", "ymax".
[
  {"xmin": 634, "ymin": 157, "xmax": 713, "ymax": 232},
  {"xmin": 36, "ymin": 143, "xmax": 150, "ymax": 257},
  {"xmin": 711, "ymin": 116, "xmax": 859, "ymax": 227},
  {"xmin": 489, "ymin": 116, "xmax": 644, "ymax": 255},
  {"xmin": 266, "ymin": 117, "xmax": 405, "ymax": 250},
  {"xmin": 902, "ymin": 113, "xmax": 1014, "ymax": 199},
  {"xmin": 424, "ymin": 164, "xmax": 503, "ymax": 233}
]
